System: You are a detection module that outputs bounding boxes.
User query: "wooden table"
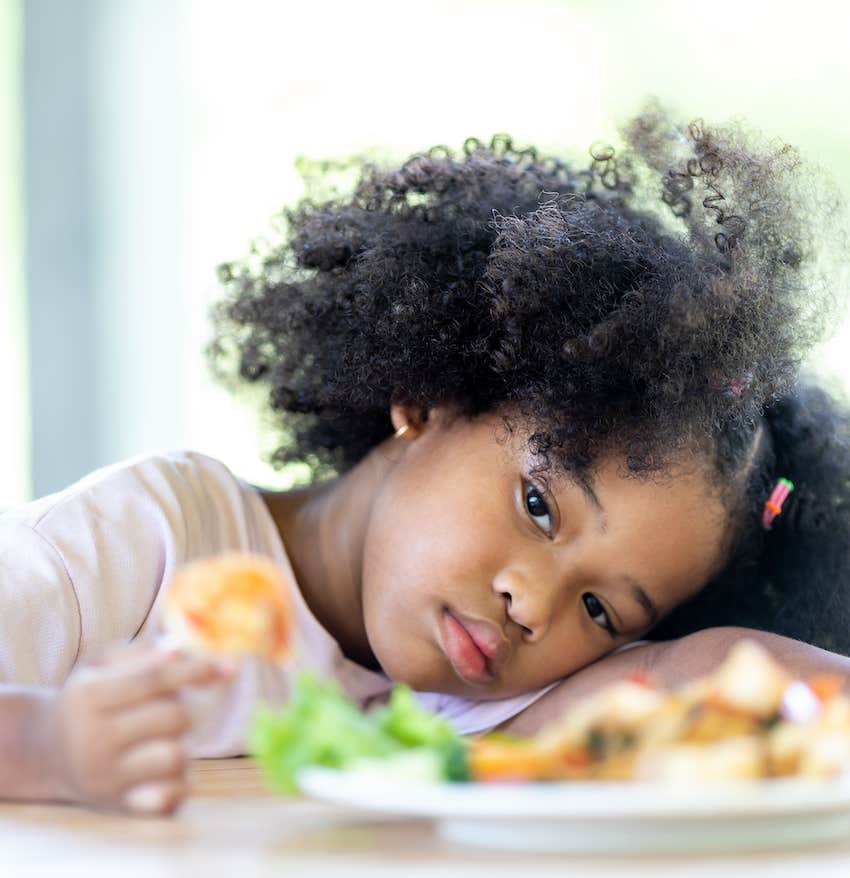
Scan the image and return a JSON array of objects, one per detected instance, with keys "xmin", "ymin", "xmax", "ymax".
[{"xmin": 2, "ymin": 759, "xmax": 850, "ymax": 876}]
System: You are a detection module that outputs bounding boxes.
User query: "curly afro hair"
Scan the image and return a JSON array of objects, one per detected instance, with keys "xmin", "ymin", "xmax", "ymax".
[
  {"xmin": 208, "ymin": 102, "xmax": 850, "ymax": 652},
  {"xmin": 651, "ymin": 379, "xmax": 850, "ymax": 654}
]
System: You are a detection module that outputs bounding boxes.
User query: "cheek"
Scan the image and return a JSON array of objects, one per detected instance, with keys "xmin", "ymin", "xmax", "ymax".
[
  {"xmin": 362, "ymin": 459, "xmax": 504, "ymax": 605},
  {"xmin": 358, "ymin": 480, "xmax": 499, "ymax": 686},
  {"xmin": 361, "ymin": 495, "xmax": 482, "ymax": 631},
  {"xmin": 524, "ymin": 616, "xmax": 610, "ymax": 686}
]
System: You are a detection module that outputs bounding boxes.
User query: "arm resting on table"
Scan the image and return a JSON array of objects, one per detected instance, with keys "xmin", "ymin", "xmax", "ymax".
[
  {"xmin": 496, "ymin": 627, "xmax": 850, "ymax": 737},
  {"xmin": 0, "ymin": 686, "xmax": 63, "ymax": 802}
]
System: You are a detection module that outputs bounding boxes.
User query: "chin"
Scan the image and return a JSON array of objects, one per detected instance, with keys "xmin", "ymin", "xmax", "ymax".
[
  {"xmin": 374, "ymin": 652, "xmax": 441, "ymax": 691},
  {"xmin": 372, "ymin": 646, "xmax": 490, "ymax": 697}
]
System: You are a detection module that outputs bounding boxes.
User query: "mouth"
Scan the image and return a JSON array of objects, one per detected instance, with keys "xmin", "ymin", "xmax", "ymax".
[{"xmin": 438, "ymin": 607, "xmax": 509, "ymax": 686}]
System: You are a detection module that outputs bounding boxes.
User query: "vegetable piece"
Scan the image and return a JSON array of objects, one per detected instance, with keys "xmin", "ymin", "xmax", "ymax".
[
  {"xmin": 373, "ymin": 685, "xmax": 458, "ymax": 748},
  {"xmin": 250, "ymin": 672, "xmax": 399, "ymax": 793},
  {"xmin": 373, "ymin": 684, "xmax": 470, "ymax": 781},
  {"xmin": 468, "ymin": 736, "xmax": 567, "ymax": 782},
  {"xmin": 806, "ymin": 674, "xmax": 844, "ymax": 703},
  {"xmin": 249, "ymin": 671, "xmax": 467, "ymax": 793}
]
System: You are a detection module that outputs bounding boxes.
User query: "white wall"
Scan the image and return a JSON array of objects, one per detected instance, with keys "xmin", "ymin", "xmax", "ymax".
[{"xmin": 16, "ymin": 0, "xmax": 850, "ymax": 501}]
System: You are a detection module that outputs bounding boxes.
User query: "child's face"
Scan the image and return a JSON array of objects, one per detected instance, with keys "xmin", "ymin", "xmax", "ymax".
[{"xmin": 360, "ymin": 409, "xmax": 730, "ymax": 699}]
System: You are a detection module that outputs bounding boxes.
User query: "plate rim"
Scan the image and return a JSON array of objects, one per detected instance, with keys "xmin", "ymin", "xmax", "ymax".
[{"xmin": 296, "ymin": 766, "xmax": 850, "ymax": 820}]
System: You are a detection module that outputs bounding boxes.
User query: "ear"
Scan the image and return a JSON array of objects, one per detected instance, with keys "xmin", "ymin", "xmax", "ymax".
[{"xmin": 389, "ymin": 403, "xmax": 431, "ymax": 438}]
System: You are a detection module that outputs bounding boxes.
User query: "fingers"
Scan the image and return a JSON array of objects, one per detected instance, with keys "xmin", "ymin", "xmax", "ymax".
[
  {"xmin": 111, "ymin": 696, "xmax": 192, "ymax": 747},
  {"xmin": 56, "ymin": 643, "xmax": 235, "ymax": 817},
  {"xmin": 93, "ymin": 650, "xmax": 236, "ymax": 711},
  {"xmin": 119, "ymin": 738, "xmax": 187, "ymax": 787},
  {"xmin": 123, "ymin": 778, "xmax": 188, "ymax": 816},
  {"xmin": 118, "ymin": 739, "xmax": 190, "ymax": 815}
]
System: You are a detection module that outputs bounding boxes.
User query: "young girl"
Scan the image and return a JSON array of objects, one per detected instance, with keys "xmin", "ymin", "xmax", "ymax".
[{"xmin": 3, "ymin": 105, "xmax": 850, "ymax": 817}]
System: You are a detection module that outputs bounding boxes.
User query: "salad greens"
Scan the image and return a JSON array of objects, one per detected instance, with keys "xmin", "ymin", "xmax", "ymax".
[{"xmin": 249, "ymin": 671, "xmax": 469, "ymax": 793}]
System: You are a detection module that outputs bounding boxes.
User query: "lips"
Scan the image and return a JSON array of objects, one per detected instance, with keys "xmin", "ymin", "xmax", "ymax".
[{"xmin": 439, "ymin": 607, "xmax": 511, "ymax": 686}]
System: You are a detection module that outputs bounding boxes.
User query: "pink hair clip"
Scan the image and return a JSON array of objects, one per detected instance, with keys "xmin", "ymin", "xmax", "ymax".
[
  {"xmin": 709, "ymin": 369, "xmax": 754, "ymax": 397},
  {"xmin": 762, "ymin": 478, "xmax": 794, "ymax": 531}
]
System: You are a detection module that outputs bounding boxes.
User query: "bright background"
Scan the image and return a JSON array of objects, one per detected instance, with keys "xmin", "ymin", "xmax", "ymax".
[{"xmin": 2, "ymin": 0, "xmax": 849, "ymax": 505}]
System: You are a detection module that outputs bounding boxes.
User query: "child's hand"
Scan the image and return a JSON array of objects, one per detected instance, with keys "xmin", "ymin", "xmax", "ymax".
[{"xmin": 40, "ymin": 642, "xmax": 235, "ymax": 816}]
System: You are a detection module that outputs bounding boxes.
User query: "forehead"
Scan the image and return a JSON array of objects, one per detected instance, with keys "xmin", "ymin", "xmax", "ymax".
[
  {"xmin": 584, "ymin": 454, "xmax": 729, "ymax": 582},
  {"xmin": 590, "ymin": 455, "xmax": 715, "ymax": 518}
]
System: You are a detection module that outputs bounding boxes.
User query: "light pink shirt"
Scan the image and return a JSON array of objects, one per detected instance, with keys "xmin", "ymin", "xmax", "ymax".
[{"xmin": 0, "ymin": 450, "xmax": 562, "ymax": 756}]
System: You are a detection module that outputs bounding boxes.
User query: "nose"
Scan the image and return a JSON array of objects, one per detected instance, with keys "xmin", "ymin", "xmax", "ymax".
[{"xmin": 491, "ymin": 566, "xmax": 553, "ymax": 643}]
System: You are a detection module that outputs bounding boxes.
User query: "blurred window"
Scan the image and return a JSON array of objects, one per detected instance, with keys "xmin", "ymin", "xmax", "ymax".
[{"xmin": 0, "ymin": 0, "xmax": 28, "ymax": 508}]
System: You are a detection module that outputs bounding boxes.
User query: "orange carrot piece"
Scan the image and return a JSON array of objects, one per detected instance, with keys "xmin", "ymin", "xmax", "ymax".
[
  {"xmin": 468, "ymin": 738, "xmax": 560, "ymax": 782},
  {"xmin": 807, "ymin": 673, "xmax": 844, "ymax": 703}
]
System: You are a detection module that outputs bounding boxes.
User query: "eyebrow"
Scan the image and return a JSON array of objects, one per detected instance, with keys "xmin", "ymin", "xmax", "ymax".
[
  {"xmin": 576, "ymin": 477, "xmax": 660, "ymax": 627},
  {"xmin": 575, "ymin": 476, "xmax": 608, "ymax": 534},
  {"xmin": 627, "ymin": 578, "xmax": 660, "ymax": 626}
]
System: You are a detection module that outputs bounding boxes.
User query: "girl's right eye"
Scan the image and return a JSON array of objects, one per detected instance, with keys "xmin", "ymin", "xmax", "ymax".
[{"xmin": 524, "ymin": 482, "xmax": 555, "ymax": 537}]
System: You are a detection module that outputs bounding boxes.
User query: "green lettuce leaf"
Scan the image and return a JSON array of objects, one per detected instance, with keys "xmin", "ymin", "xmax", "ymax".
[{"xmin": 248, "ymin": 670, "xmax": 468, "ymax": 793}]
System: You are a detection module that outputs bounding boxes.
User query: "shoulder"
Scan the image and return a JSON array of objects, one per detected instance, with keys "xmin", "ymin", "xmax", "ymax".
[
  {"xmin": 2, "ymin": 450, "xmax": 239, "ymax": 530},
  {"xmin": 66, "ymin": 448, "xmax": 241, "ymax": 502},
  {"xmin": 0, "ymin": 449, "xmax": 259, "ymax": 578}
]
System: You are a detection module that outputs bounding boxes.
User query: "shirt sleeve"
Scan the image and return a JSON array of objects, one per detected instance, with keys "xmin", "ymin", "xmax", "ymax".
[
  {"xmin": 0, "ymin": 521, "xmax": 82, "ymax": 686},
  {"xmin": 0, "ymin": 450, "xmax": 268, "ymax": 690},
  {"xmin": 0, "ymin": 454, "xmax": 188, "ymax": 687},
  {"xmin": 412, "ymin": 679, "xmax": 563, "ymax": 736}
]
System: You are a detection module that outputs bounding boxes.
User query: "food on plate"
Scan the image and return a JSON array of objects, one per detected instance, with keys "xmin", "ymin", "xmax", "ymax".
[
  {"xmin": 250, "ymin": 673, "xmax": 467, "ymax": 793},
  {"xmin": 249, "ymin": 639, "xmax": 850, "ymax": 792},
  {"xmin": 162, "ymin": 552, "xmax": 292, "ymax": 661},
  {"xmin": 527, "ymin": 641, "xmax": 850, "ymax": 782}
]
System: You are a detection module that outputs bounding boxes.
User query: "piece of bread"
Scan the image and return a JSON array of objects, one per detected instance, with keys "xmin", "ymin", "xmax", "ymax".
[
  {"xmin": 162, "ymin": 552, "xmax": 292, "ymax": 661},
  {"xmin": 634, "ymin": 737, "xmax": 766, "ymax": 782}
]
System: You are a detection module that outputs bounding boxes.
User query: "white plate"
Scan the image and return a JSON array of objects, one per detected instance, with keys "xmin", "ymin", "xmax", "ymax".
[{"xmin": 296, "ymin": 767, "xmax": 850, "ymax": 853}]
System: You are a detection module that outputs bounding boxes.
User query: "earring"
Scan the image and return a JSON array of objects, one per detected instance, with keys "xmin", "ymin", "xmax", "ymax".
[{"xmin": 395, "ymin": 424, "xmax": 410, "ymax": 438}]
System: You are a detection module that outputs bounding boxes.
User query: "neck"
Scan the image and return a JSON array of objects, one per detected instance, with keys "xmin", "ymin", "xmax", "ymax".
[{"xmin": 258, "ymin": 444, "xmax": 392, "ymax": 671}]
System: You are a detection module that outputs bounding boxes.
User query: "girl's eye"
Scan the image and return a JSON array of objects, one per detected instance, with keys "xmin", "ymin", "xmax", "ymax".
[
  {"xmin": 524, "ymin": 483, "xmax": 554, "ymax": 535},
  {"xmin": 582, "ymin": 593, "xmax": 618, "ymax": 638}
]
